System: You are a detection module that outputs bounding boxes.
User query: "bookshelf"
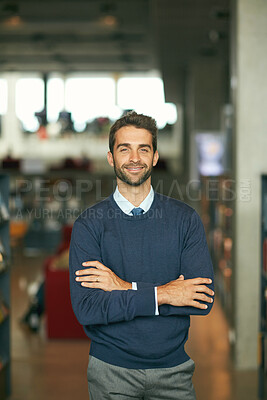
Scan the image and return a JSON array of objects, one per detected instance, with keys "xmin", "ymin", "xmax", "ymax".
[
  {"xmin": 200, "ymin": 176, "xmax": 235, "ymax": 327},
  {"xmin": 0, "ymin": 174, "xmax": 11, "ymax": 399}
]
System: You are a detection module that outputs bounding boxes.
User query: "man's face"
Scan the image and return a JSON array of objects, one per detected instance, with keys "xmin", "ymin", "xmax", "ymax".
[{"xmin": 107, "ymin": 125, "xmax": 159, "ymax": 187}]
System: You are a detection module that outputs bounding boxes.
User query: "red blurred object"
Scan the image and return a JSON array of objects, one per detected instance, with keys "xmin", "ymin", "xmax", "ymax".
[
  {"xmin": 45, "ymin": 266, "xmax": 87, "ymax": 339},
  {"xmin": 37, "ymin": 125, "xmax": 48, "ymax": 139},
  {"xmin": 45, "ymin": 225, "xmax": 87, "ymax": 339}
]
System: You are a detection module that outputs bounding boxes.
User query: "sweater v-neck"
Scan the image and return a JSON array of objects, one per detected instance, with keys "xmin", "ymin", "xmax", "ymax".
[{"xmin": 108, "ymin": 192, "xmax": 160, "ymax": 221}]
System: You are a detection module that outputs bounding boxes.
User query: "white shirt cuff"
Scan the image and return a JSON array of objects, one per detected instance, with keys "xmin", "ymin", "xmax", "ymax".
[
  {"xmin": 154, "ymin": 287, "xmax": 159, "ymax": 315},
  {"xmin": 132, "ymin": 282, "xmax": 137, "ymax": 290}
]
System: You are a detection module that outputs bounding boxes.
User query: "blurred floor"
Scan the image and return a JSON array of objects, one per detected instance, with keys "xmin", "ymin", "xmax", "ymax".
[{"xmin": 9, "ymin": 245, "xmax": 258, "ymax": 400}]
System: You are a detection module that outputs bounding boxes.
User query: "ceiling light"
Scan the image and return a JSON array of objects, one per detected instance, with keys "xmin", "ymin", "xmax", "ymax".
[
  {"xmin": 3, "ymin": 15, "xmax": 23, "ymax": 27},
  {"xmin": 99, "ymin": 15, "xmax": 118, "ymax": 27}
]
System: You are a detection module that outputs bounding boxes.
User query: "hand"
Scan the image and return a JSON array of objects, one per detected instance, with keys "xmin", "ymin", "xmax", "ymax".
[
  {"xmin": 157, "ymin": 275, "xmax": 214, "ymax": 310},
  {"xmin": 75, "ymin": 261, "xmax": 132, "ymax": 291}
]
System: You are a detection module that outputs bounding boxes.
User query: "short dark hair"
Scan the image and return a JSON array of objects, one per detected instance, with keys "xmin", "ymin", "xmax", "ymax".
[{"xmin": 109, "ymin": 111, "xmax": 158, "ymax": 154}]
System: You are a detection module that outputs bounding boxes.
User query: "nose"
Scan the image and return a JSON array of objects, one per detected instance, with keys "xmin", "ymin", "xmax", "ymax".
[{"xmin": 129, "ymin": 149, "xmax": 141, "ymax": 163}]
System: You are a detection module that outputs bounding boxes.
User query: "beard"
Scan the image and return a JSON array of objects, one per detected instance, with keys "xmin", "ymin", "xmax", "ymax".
[{"xmin": 113, "ymin": 160, "xmax": 153, "ymax": 187}]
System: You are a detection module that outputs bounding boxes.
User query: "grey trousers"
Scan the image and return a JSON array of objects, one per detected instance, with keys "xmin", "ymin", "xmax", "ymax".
[{"xmin": 87, "ymin": 355, "xmax": 196, "ymax": 400}]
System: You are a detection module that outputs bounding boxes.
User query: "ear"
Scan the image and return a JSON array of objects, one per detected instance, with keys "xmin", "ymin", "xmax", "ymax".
[
  {"xmin": 153, "ymin": 150, "xmax": 159, "ymax": 167},
  {"xmin": 107, "ymin": 151, "xmax": 114, "ymax": 167}
]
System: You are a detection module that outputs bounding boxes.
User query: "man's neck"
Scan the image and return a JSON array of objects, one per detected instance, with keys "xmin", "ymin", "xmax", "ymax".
[{"xmin": 117, "ymin": 179, "xmax": 151, "ymax": 207}]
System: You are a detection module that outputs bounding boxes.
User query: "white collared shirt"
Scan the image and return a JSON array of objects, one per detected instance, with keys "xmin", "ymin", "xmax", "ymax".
[
  {"xmin": 113, "ymin": 185, "xmax": 154, "ymax": 215},
  {"xmin": 113, "ymin": 186, "xmax": 159, "ymax": 316}
]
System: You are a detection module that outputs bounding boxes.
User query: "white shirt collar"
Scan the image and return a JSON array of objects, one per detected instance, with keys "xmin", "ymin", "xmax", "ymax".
[{"xmin": 113, "ymin": 186, "xmax": 154, "ymax": 216}]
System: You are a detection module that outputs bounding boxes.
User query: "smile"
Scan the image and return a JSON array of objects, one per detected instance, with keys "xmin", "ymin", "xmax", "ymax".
[{"xmin": 125, "ymin": 167, "xmax": 144, "ymax": 172}]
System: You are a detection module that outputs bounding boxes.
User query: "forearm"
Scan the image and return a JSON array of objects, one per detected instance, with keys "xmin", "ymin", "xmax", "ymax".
[
  {"xmin": 157, "ymin": 287, "xmax": 214, "ymax": 316},
  {"xmin": 69, "ymin": 221, "xmax": 156, "ymax": 325},
  {"xmin": 157, "ymin": 210, "xmax": 215, "ymax": 316},
  {"xmin": 157, "ymin": 285, "xmax": 169, "ymax": 306},
  {"xmin": 159, "ymin": 302, "xmax": 213, "ymax": 316},
  {"xmin": 156, "ymin": 275, "xmax": 214, "ymax": 316},
  {"xmin": 70, "ymin": 283, "xmax": 156, "ymax": 326},
  {"xmin": 157, "ymin": 277, "xmax": 214, "ymax": 306}
]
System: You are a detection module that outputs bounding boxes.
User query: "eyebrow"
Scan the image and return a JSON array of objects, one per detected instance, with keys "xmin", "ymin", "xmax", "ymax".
[{"xmin": 116, "ymin": 143, "xmax": 152, "ymax": 150}]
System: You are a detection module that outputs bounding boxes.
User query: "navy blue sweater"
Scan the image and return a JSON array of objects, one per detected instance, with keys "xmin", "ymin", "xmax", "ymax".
[{"xmin": 69, "ymin": 192, "xmax": 214, "ymax": 369}]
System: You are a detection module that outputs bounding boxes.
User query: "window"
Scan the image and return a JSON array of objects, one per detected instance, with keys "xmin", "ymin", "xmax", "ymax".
[
  {"xmin": 14, "ymin": 73, "xmax": 177, "ymax": 134},
  {"xmin": 16, "ymin": 77, "xmax": 44, "ymax": 132},
  {"xmin": 117, "ymin": 76, "xmax": 177, "ymax": 128},
  {"xmin": 0, "ymin": 79, "xmax": 8, "ymax": 115},
  {"xmin": 65, "ymin": 77, "xmax": 117, "ymax": 130}
]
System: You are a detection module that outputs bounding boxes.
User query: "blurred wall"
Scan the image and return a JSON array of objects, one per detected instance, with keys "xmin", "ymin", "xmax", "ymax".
[{"xmin": 233, "ymin": 0, "xmax": 267, "ymax": 370}]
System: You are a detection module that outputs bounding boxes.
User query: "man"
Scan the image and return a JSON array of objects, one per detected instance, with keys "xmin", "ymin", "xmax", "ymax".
[{"xmin": 69, "ymin": 111, "xmax": 214, "ymax": 400}]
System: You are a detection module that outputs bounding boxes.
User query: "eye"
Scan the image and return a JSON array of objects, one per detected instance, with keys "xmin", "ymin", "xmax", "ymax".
[
  {"xmin": 140, "ymin": 148, "xmax": 149, "ymax": 152},
  {"xmin": 120, "ymin": 147, "xmax": 128, "ymax": 152}
]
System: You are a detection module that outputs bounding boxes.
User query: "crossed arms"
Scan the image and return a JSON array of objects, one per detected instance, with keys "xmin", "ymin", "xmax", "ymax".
[
  {"xmin": 69, "ymin": 211, "xmax": 214, "ymax": 326},
  {"xmin": 75, "ymin": 260, "xmax": 214, "ymax": 310}
]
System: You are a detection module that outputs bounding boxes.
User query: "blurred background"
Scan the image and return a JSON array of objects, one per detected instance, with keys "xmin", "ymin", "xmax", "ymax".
[{"xmin": 0, "ymin": 0, "xmax": 266, "ymax": 399}]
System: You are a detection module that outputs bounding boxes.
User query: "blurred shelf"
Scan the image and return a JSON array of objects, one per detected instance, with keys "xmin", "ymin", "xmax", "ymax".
[
  {"xmin": 0, "ymin": 174, "xmax": 11, "ymax": 400},
  {"xmin": 200, "ymin": 175, "xmax": 234, "ymax": 327},
  {"xmin": 0, "ymin": 312, "xmax": 9, "ymax": 327}
]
